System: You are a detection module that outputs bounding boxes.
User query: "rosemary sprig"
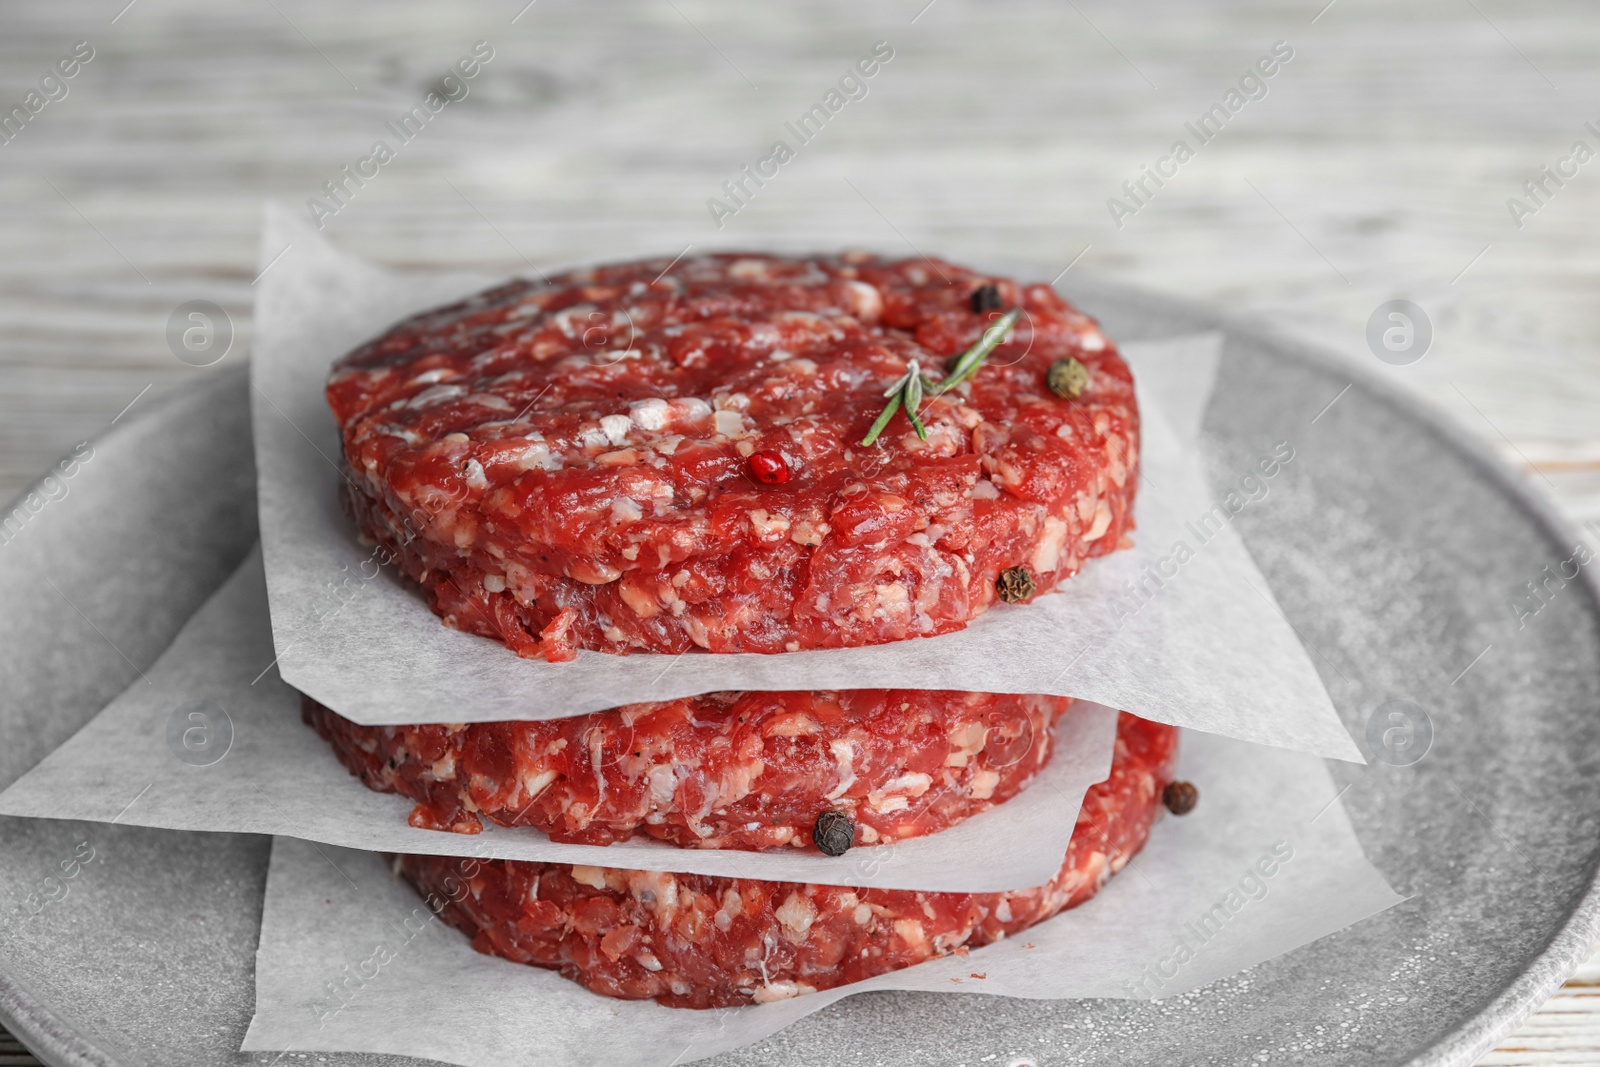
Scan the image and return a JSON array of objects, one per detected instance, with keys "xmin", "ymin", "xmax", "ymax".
[{"xmin": 860, "ymin": 308, "xmax": 1020, "ymax": 447}]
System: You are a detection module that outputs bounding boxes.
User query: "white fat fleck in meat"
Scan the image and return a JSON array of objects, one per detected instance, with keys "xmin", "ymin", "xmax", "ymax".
[
  {"xmin": 1029, "ymin": 516, "xmax": 1068, "ymax": 574},
  {"xmin": 658, "ymin": 579, "xmax": 684, "ymax": 614},
  {"xmin": 672, "ymin": 397, "xmax": 713, "ymax": 421},
  {"xmin": 646, "ymin": 763, "xmax": 677, "ymax": 808},
  {"xmin": 1106, "ymin": 440, "xmax": 1128, "ymax": 487},
  {"xmin": 587, "ymin": 727, "xmax": 609, "ymax": 805},
  {"xmin": 619, "ymin": 578, "xmax": 659, "ymax": 618},
  {"xmin": 944, "ymin": 721, "xmax": 987, "ymax": 767},
  {"xmin": 630, "ymin": 398, "xmax": 670, "ymax": 431},
  {"xmin": 511, "ymin": 440, "xmax": 559, "ymax": 471},
  {"xmin": 825, "ymin": 739, "xmax": 858, "ymax": 800},
  {"xmin": 611, "ymin": 496, "xmax": 644, "ymax": 524},
  {"xmin": 627, "ymin": 869, "xmax": 679, "ymax": 914},
  {"xmin": 721, "ymin": 759, "xmax": 764, "ymax": 803},
  {"xmin": 748, "ymin": 509, "xmax": 790, "ymax": 540},
  {"xmin": 892, "ymin": 918, "xmax": 927, "ymax": 949},
  {"xmin": 407, "ymin": 384, "xmax": 467, "ymax": 408},
  {"xmin": 727, "ymin": 257, "xmax": 769, "ymax": 281},
  {"xmin": 407, "ymin": 368, "xmax": 451, "ymax": 386},
  {"xmin": 774, "ymin": 892, "xmax": 818, "ymax": 941},
  {"xmin": 995, "ymin": 899, "xmax": 1014, "ymax": 923},
  {"xmin": 882, "ymin": 772, "xmax": 933, "ymax": 796},
  {"xmin": 765, "ymin": 713, "xmax": 820, "ymax": 737},
  {"xmin": 653, "ymin": 435, "xmax": 684, "ymax": 456},
  {"xmin": 789, "ymin": 518, "xmax": 829, "ymax": 547},
  {"xmin": 467, "ymin": 393, "xmax": 514, "ymax": 412},
  {"xmin": 867, "ymin": 771, "xmax": 933, "ymax": 813},
  {"xmin": 969, "ymin": 478, "xmax": 1000, "ymax": 500},
  {"xmin": 713, "ymin": 410, "xmax": 744, "ymax": 437},
  {"xmin": 1083, "ymin": 499, "xmax": 1113, "ymax": 542},
  {"xmin": 968, "ymin": 769, "xmax": 1000, "ymax": 800},
  {"xmin": 751, "ymin": 981, "xmax": 811, "ymax": 1003},
  {"xmin": 547, "ymin": 303, "xmax": 598, "ymax": 336},
  {"xmin": 463, "ymin": 458, "xmax": 488, "ymax": 491},
  {"xmin": 371, "ymin": 424, "xmax": 425, "ymax": 445},
  {"xmin": 715, "ymin": 888, "xmax": 743, "ymax": 932},
  {"xmin": 599, "ymin": 414, "xmax": 632, "ymax": 446},
  {"xmin": 1080, "ymin": 329, "xmax": 1106, "ymax": 352},
  {"xmin": 520, "ymin": 768, "xmax": 556, "ymax": 801},
  {"xmin": 569, "ymin": 865, "xmax": 607, "ymax": 890},
  {"xmin": 866, "ymin": 582, "xmax": 911, "ymax": 623},
  {"xmin": 429, "ymin": 753, "xmax": 456, "ymax": 781},
  {"xmin": 845, "ymin": 280, "xmax": 883, "ymax": 322},
  {"xmin": 483, "ymin": 574, "xmax": 506, "ymax": 593}
]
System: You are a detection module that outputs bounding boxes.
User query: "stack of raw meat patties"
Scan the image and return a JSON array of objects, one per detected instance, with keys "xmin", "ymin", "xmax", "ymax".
[{"xmin": 303, "ymin": 252, "xmax": 1180, "ymax": 1008}]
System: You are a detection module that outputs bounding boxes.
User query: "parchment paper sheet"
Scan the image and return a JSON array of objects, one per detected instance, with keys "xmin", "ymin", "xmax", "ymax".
[
  {"xmin": 251, "ymin": 203, "xmax": 1361, "ymax": 762},
  {"xmin": 0, "ymin": 551, "xmax": 1120, "ymax": 893},
  {"xmin": 241, "ymin": 730, "xmax": 1403, "ymax": 1067}
]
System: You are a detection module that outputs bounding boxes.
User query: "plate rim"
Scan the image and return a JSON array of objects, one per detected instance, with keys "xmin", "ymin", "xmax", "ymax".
[{"xmin": 1199, "ymin": 301, "xmax": 1600, "ymax": 1067}]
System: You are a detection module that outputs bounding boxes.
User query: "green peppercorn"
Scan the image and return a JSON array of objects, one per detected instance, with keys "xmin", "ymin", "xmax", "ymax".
[
  {"xmin": 996, "ymin": 565, "xmax": 1036, "ymax": 604},
  {"xmin": 1047, "ymin": 357, "xmax": 1090, "ymax": 399},
  {"xmin": 813, "ymin": 809, "xmax": 855, "ymax": 856}
]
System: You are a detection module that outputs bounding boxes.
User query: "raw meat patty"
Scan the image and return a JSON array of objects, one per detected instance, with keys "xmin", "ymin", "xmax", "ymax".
[
  {"xmin": 326, "ymin": 253, "xmax": 1139, "ymax": 660},
  {"xmin": 306, "ymin": 690, "xmax": 1073, "ymax": 850},
  {"xmin": 394, "ymin": 713, "xmax": 1175, "ymax": 1008}
]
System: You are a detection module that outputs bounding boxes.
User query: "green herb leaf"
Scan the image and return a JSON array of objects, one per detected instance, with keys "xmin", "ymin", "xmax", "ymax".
[
  {"xmin": 860, "ymin": 309, "xmax": 1020, "ymax": 447},
  {"xmin": 860, "ymin": 392, "xmax": 903, "ymax": 447},
  {"xmin": 903, "ymin": 366, "xmax": 928, "ymax": 440},
  {"xmin": 937, "ymin": 308, "xmax": 1020, "ymax": 393}
]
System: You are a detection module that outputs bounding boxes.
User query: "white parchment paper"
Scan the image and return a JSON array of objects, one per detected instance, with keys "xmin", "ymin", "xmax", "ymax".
[
  {"xmin": 0, "ymin": 551, "xmax": 1120, "ymax": 893},
  {"xmin": 251, "ymin": 203, "xmax": 1361, "ymax": 761},
  {"xmin": 241, "ymin": 730, "xmax": 1403, "ymax": 1067}
]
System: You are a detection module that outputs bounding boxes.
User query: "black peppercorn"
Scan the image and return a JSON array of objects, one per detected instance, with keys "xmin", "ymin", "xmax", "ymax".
[
  {"xmin": 813, "ymin": 809, "xmax": 855, "ymax": 856},
  {"xmin": 1163, "ymin": 780, "xmax": 1199, "ymax": 815},
  {"xmin": 1047, "ymin": 357, "xmax": 1090, "ymax": 399},
  {"xmin": 996, "ymin": 565, "xmax": 1036, "ymax": 604},
  {"xmin": 970, "ymin": 284, "xmax": 1002, "ymax": 313}
]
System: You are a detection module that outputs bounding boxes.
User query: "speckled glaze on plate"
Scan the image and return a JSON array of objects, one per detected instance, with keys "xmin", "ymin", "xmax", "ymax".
[{"xmin": 1, "ymin": 273, "xmax": 1596, "ymax": 1067}]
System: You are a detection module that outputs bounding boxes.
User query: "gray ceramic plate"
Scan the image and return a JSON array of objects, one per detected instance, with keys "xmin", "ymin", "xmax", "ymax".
[{"xmin": 2, "ymin": 274, "xmax": 1598, "ymax": 1067}]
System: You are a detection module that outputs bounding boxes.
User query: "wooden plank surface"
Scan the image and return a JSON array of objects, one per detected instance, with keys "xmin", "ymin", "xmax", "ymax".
[{"xmin": 0, "ymin": 1, "xmax": 1597, "ymax": 1063}]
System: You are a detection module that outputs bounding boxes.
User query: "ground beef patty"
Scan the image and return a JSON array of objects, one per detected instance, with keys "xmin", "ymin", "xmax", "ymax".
[
  {"xmin": 327, "ymin": 253, "xmax": 1138, "ymax": 660},
  {"xmin": 306, "ymin": 690, "xmax": 1073, "ymax": 851},
  {"xmin": 395, "ymin": 713, "xmax": 1174, "ymax": 1008}
]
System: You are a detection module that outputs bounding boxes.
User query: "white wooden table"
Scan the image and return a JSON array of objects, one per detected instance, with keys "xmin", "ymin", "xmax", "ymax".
[{"xmin": 1, "ymin": 0, "xmax": 1596, "ymax": 1062}]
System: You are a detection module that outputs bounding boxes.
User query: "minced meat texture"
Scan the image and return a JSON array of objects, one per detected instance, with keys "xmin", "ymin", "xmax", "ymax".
[
  {"xmin": 305, "ymin": 690, "xmax": 1072, "ymax": 851},
  {"xmin": 327, "ymin": 252, "xmax": 1138, "ymax": 660},
  {"xmin": 395, "ymin": 713, "xmax": 1175, "ymax": 1008}
]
